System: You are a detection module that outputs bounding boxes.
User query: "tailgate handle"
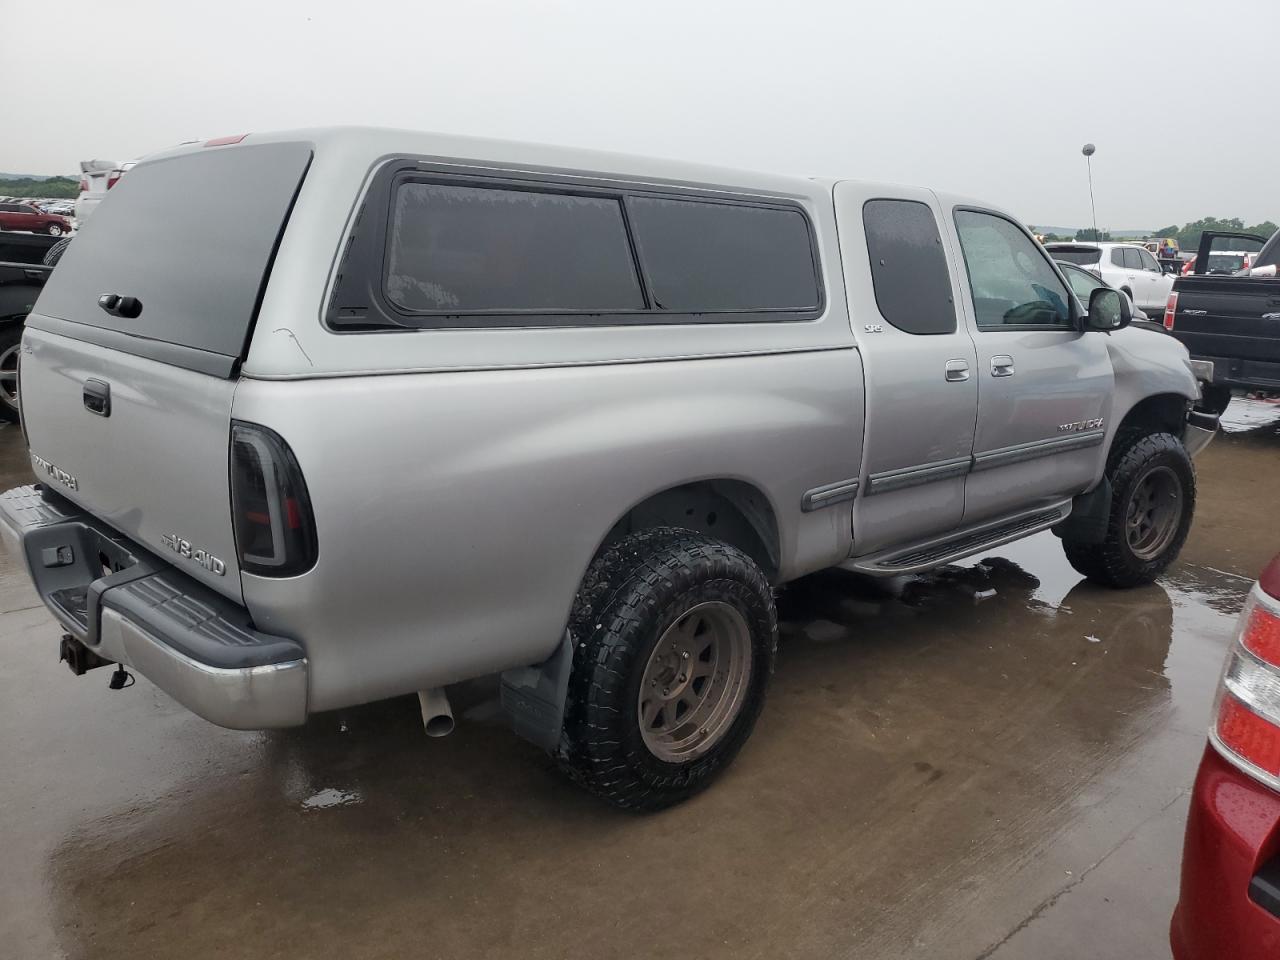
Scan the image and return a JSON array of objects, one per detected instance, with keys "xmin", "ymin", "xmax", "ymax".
[
  {"xmin": 83, "ymin": 379, "xmax": 111, "ymax": 417},
  {"xmin": 97, "ymin": 294, "xmax": 143, "ymax": 319}
]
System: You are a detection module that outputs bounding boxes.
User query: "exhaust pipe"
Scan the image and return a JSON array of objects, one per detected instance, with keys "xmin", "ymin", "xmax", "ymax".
[{"xmin": 417, "ymin": 687, "xmax": 455, "ymax": 738}]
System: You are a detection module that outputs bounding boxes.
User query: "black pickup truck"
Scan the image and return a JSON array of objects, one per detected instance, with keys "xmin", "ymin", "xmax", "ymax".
[
  {"xmin": 0, "ymin": 233, "xmax": 68, "ymax": 421},
  {"xmin": 1167, "ymin": 229, "xmax": 1280, "ymax": 413}
]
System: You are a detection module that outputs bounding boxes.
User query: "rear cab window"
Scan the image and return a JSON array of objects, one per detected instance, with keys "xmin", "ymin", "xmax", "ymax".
[
  {"xmin": 327, "ymin": 162, "xmax": 824, "ymax": 330},
  {"xmin": 861, "ymin": 199, "xmax": 956, "ymax": 334},
  {"xmin": 31, "ymin": 142, "xmax": 313, "ymax": 375}
]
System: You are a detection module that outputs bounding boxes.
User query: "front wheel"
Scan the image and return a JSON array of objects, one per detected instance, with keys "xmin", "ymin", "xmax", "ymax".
[
  {"xmin": 558, "ymin": 527, "xmax": 777, "ymax": 811},
  {"xmin": 1062, "ymin": 431, "xmax": 1195, "ymax": 587},
  {"xmin": 45, "ymin": 223, "xmax": 64, "ymax": 237}
]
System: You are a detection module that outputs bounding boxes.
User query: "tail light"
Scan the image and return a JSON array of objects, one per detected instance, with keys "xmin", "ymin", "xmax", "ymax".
[
  {"xmin": 106, "ymin": 173, "xmax": 121, "ymax": 190},
  {"xmin": 1211, "ymin": 569, "xmax": 1280, "ymax": 790},
  {"xmin": 1163, "ymin": 292, "xmax": 1178, "ymax": 330},
  {"xmin": 77, "ymin": 178, "xmax": 88, "ymax": 194},
  {"xmin": 230, "ymin": 422, "xmax": 317, "ymax": 577}
]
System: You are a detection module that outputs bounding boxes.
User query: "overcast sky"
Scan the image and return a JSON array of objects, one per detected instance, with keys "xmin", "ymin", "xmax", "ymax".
[{"xmin": 2, "ymin": 0, "xmax": 1271, "ymax": 230}]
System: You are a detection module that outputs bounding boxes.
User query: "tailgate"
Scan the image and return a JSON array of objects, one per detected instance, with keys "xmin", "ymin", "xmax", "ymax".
[
  {"xmin": 21, "ymin": 140, "xmax": 313, "ymax": 603},
  {"xmin": 1175, "ymin": 279, "xmax": 1280, "ymax": 364},
  {"xmin": 21, "ymin": 329, "xmax": 245, "ymax": 599}
]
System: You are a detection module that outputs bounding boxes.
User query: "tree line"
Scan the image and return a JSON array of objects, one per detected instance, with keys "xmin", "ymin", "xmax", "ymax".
[
  {"xmin": 0, "ymin": 176, "xmax": 79, "ymax": 199},
  {"xmin": 1033, "ymin": 217, "xmax": 1278, "ymax": 248}
]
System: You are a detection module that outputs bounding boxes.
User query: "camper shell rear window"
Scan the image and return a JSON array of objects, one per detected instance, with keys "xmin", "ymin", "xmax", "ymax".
[{"xmin": 31, "ymin": 142, "xmax": 312, "ymax": 376}]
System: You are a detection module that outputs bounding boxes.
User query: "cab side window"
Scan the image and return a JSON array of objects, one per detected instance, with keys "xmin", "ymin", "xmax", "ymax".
[
  {"xmin": 862, "ymin": 199, "xmax": 956, "ymax": 334},
  {"xmin": 954, "ymin": 210, "xmax": 1072, "ymax": 329}
]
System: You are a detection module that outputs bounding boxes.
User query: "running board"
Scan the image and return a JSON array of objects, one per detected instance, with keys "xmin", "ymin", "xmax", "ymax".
[{"xmin": 848, "ymin": 503, "xmax": 1072, "ymax": 576}]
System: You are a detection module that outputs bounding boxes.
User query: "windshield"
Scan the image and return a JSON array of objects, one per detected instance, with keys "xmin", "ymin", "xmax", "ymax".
[{"xmin": 1046, "ymin": 246, "xmax": 1101, "ymax": 265}]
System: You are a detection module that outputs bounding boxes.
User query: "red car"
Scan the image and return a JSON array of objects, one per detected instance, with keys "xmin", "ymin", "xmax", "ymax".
[
  {"xmin": 0, "ymin": 201, "xmax": 72, "ymax": 236},
  {"xmin": 1172, "ymin": 553, "xmax": 1280, "ymax": 959}
]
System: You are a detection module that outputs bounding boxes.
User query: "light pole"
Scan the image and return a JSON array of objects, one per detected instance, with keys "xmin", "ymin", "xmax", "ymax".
[{"xmin": 1082, "ymin": 143, "xmax": 1099, "ymax": 242}]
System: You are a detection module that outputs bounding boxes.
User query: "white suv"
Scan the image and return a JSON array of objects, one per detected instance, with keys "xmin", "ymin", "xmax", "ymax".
[{"xmin": 1044, "ymin": 242, "xmax": 1175, "ymax": 314}]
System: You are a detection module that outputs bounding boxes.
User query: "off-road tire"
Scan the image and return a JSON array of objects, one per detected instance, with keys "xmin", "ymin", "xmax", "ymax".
[
  {"xmin": 1062, "ymin": 431, "xmax": 1195, "ymax": 588},
  {"xmin": 42, "ymin": 237, "xmax": 72, "ymax": 267},
  {"xmin": 557, "ymin": 527, "xmax": 777, "ymax": 811}
]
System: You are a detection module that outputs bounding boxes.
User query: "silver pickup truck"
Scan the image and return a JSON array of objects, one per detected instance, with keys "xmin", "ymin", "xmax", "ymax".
[{"xmin": 0, "ymin": 128, "xmax": 1217, "ymax": 810}]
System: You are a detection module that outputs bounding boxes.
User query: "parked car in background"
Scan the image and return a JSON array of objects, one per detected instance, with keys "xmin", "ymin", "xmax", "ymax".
[
  {"xmin": 74, "ymin": 159, "xmax": 135, "ymax": 222},
  {"xmin": 1056, "ymin": 260, "xmax": 1153, "ymax": 325},
  {"xmin": 1171, "ymin": 553, "xmax": 1280, "ymax": 960},
  {"xmin": 1165, "ymin": 228, "xmax": 1280, "ymax": 413},
  {"xmin": 1181, "ymin": 252, "xmax": 1257, "ymax": 276},
  {"xmin": 1179, "ymin": 230, "xmax": 1268, "ymax": 277},
  {"xmin": 0, "ymin": 232, "xmax": 67, "ymax": 421},
  {"xmin": 1043, "ymin": 241, "xmax": 1175, "ymax": 314},
  {"xmin": 1141, "ymin": 237, "xmax": 1182, "ymax": 275},
  {"xmin": 0, "ymin": 201, "xmax": 72, "ymax": 236}
]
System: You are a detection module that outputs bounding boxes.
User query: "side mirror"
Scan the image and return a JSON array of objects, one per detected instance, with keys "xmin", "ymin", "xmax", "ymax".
[{"xmin": 1087, "ymin": 287, "xmax": 1131, "ymax": 331}]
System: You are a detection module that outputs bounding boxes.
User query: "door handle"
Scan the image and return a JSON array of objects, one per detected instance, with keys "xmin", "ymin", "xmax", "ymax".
[
  {"xmin": 97, "ymin": 294, "xmax": 143, "ymax": 319},
  {"xmin": 83, "ymin": 378, "xmax": 111, "ymax": 417},
  {"xmin": 944, "ymin": 359, "xmax": 970, "ymax": 382},
  {"xmin": 991, "ymin": 355, "xmax": 1015, "ymax": 377}
]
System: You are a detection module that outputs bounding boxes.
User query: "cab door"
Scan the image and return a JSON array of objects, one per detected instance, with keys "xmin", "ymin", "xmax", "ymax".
[
  {"xmin": 833, "ymin": 183, "xmax": 978, "ymax": 554},
  {"xmin": 944, "ymin": 208, "xmax": 1113, "ymax": 524}
]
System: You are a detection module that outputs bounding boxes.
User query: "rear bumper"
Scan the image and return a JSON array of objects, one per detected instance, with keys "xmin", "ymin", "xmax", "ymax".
[
  {"xmin": 1189, "ymin": 353, "xmax": 1280, "ymax": 392},
  {"xmin": 1171, "ymin": 745, "xmax": 1280, "ymax": 960},
  {"xmin": 0, "ymin": 484, "xmax": 307, "ymax": 728}
]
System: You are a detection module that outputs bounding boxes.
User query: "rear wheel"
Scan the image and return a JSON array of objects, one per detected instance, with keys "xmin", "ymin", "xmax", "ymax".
[
  {"xmin": 0, "ymin": 325, "xmax": 22, "ymax": 423},
  {"xmin": 1062, "ymin": 431, "xmax": 1195, "ymax": 587},
  {"xmin": 558, "ymin": 527, "xmax": 776, "ymax": 811}
]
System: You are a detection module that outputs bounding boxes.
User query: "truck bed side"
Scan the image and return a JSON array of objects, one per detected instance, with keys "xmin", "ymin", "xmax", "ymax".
[{"xmin": 1171, "ymin": 275, "xmax": 1280, "ymax": 389}]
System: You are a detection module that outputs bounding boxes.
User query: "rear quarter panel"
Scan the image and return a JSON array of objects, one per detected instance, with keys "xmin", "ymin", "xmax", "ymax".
[{"xmin": 235, "ymin": 350, "xmax": 864, "ymax": 711}]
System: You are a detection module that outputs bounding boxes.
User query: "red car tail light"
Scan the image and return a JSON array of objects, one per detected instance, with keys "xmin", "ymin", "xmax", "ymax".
[
  {"xmin": 106, "ymin": 174, "xmax": 121, "ymax": 190},
  {"xmin": 229, "ymin": 422, "xmax": 318, "ymax": 577},
  {"xmin": 1164, "ymin": 292, "xmax": 1178, "ymax": 330},
  {"xmin": 1212, "ymin": 584, "xmax": 1280, "ymax": 788}
]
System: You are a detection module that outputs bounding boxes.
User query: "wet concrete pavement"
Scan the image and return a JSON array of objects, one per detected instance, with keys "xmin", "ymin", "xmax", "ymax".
[{"xmin": 2, "ymin": 406, "xmax": 1279, "ymax": 960}]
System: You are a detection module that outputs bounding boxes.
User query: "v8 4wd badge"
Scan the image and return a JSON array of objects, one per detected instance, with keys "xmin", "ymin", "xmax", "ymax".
[{"xmin": 160, "ymin": 533, "xmax": 226, "ymax": 576}]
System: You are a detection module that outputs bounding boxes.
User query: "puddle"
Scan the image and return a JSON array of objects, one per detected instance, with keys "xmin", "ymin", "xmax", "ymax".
[{"xmin": 300, "ymin": 787, "xmax": 363, "ymax": 811}]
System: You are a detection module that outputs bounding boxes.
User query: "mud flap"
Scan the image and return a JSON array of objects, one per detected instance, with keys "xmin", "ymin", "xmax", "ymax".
[
  {"xmin": 500, "ymin": 631, "xmax": 573, "ymax": 753},
  {"xmin": 1052, "ymin": 477, "xmax": 1113, "ymax": 545}
]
